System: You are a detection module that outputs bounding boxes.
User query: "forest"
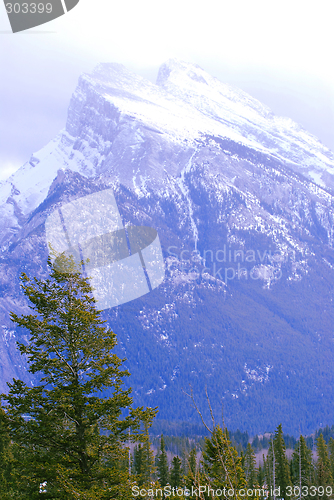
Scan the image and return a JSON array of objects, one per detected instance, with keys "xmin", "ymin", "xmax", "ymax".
[{"xmin": 0, "ymin": 256, "xmax": 333, "ymax": 499}]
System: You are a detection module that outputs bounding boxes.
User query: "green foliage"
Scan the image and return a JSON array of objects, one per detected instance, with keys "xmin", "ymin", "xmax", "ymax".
[
  {"xmin": 170, "ymin": 456, "xmax": 183, "ymax": 488},
  {"xmin": 134, "ymin": 425, "xmax": 156, "ymax": 487},
  {"xmin": 202, "ymin": 425, "xmax": 246, "ymax": 495},
  {"xmin": 157, "ymin": 434, "xmax": 169, "ymax": 487},
  {"xmin": 1, "ymin": 257, "xmax": 157, "ymax": 499},
  {"xmin": 315, "ymin": 426, "xmax": 334, "ymax": 444},
  {"xmin": 264, "ymin": 425, "xmax": 292, "ymax": 500},
  {"xmin": 251, "ymin": 433, "xmax": 297, "ymax": 453},
  {"xmin": 272, "ymin": 424, "xmax": 292, "ymax": 499},
  {"xmin": 291, "ymin": 435, "xmax": 313, "ymax": 498},
  {"xmin": 0, "ymin": 405, "xmax": 16, "ymax": 499},
  {"xmin": 257, "ymin": 463, "xmax": 265, "ymax": 488},
  {"xmin": 1, "ymin": 252, "xmax": 334, "ymax": 497},
  {"xmin": 315, "ymin": 434, "xmax": 333, "ymax": 490},
  {"xmin": 185, "ymin": 448, "xmax": 198, "ymax": 491},
  {"xmin": 329, "ymin": 438, "xmax": 334, "ymax": 484},
  {"xmin": 133, "ymin": 444, "xmax": 143, "ymax": 480},
  {"xmin": 244, "ymin": 443, "xmax": 258, "ymax": 488}
]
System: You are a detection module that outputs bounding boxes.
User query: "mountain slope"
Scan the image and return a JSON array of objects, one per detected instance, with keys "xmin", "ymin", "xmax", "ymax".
[{"xmin": 0, "ymin": 60, "xmax": 333, "ymax": 434}]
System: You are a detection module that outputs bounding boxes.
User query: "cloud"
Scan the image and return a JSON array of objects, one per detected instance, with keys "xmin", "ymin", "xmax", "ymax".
[
  {"xmin": 0, "ymin": 160, "xmax": 21, "ymax": 181},
  {"xmin": 0, "ymin": 0, "xmax": 333, "ymax": 178}
]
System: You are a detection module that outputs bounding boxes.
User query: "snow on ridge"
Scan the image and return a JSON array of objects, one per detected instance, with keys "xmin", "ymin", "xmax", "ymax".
[
  {"xmin": 83, "ymin": 58, "xmax": 334, "ymax": 184},
  {"xmin": 2, "ymin": 59, "xmax": 334, "ymax": 222},
  {"xmin": 156, "ymin": 59, "xmax": 334, "ymax": 180},
  {"xmin": 0, "ymin": 129, "xmax": 93, "ymax": 218},
  {"xmin": 79, "ymin": 61, "xmax": 278, "ymax": 153},
  {"xmin": 157, "ymin": 58, "xmax": 274, "ymax": 121},
  {"xmin": 0, "ymin": 135, "xmax": 64, "ymax": 213}
]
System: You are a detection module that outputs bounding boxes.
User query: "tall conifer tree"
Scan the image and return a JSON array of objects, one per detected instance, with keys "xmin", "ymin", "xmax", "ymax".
[
  {"xmin": 291, "ymin": 435, "xmax": 313, "ymax": 499},
  {"xmin": 265, "ymin": 426, "xmax": 291, "ymax": 500},
  {"xmin": 258, "ymin": 463, "xmax": 265, "ymax": 488},
  {"xmin": 329, "ymin": 438, "xmax": 334, "ymax": 485},
  {"xmin": 1, "ymin": 256, "xmax": 156, "ymax": 499},
  {"xmin": 202, "ymin": 425, "xmax": 246, "ymax": 495},
  {"xmin": 244, "ymin": 443, "xmax": 258, "ymax": 488},
  {"xmin": 273, "ymin": 424, "xmax": 291, "ymax": 499},
  {"xmin": 264, "ymin": 444, "xmax": 274, "ymax": 496},
  {"xmin": 170, "ymin": 456, "xmax": 183, "ymax": 488},
  {"xmin": 0, "ymin": 405, "xmax": 15, "ymax": 499},
  {"xmin": 185, "ymin": 448, "xmax": 198, "ymax": 491},
  {"xmin": 315, "ymin": 434, "xmax": 333, "ymax": 491},
  {"xmin": 139, "ymin": 425, "xmax": 156, "ymax": 487},
  {"xmin": 157, "ymin": 434, "xmax": 169, "ymax": 488}
]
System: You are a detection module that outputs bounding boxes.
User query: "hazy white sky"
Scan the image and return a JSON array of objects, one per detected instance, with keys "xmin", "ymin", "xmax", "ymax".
[{"xmin": 0, "ymin": 0, "xmax": 333, "ymax": 180}]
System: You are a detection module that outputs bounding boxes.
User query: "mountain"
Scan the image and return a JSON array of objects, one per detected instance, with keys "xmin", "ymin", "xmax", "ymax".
[{"xmin": 0, "ymin": 59, "xmax": 333, "ymax": 434}]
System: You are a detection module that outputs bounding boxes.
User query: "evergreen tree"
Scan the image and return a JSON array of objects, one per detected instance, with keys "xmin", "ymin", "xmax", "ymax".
[
  {"xmin": 133, "ymin": 435, "xmax": 155, "ymax": 488},
  {"xmin": 244, "ymin": 443, "xmax": 258, "ymax": 488},
  {"xmin": 258, "ymin": 463, "xmax": 265, "ymax": 488},
  {"xmin": 264, "ymin": 446, "xmax": 274, "ymax": 494},
  {"xmin": 329, "ymin": 438, "xmax": 334, "ymax": 485},
  {"xmin": 1, "ymin": 256, "xmax": 157, "ymax": 499},
  {"xmin": 265, "ymin": 427, "xmax": 291, "ymax": 500},
  {"xmin": 202, "ymin": 425, "xmax": 246, "ymax": 496},
  {"xmin": 272, "ymin": 424, "xmax": 291, "ymax": 499},
  {"xmin": 315, "ymin": 434, "xmax": 333, "ymax": 491},
  {"xmin": 181, "ymin": 448, "xmax": 188, "ymax": 479},
  {"xmin": 157, "ymin": 434, "xmax": 169, "ymax": 487},
  {"xmin": 170, "ymin": 455, "xmax": 183, "ymax": 488},
  {"xmin": 291, "ymin": 435, "xmax": 313, "ymax": 499},
  {"xmin": 185, "ymin": 448, "xmax": 198, "ymax": 491},
  {"xmin": 133, "ymin": 444, "xmax": 143, "ymax": 479},
  {"xmin": 0, "ymin": 405, "xmax": 16, "ymax": 498},
  {"xmin": 139, "ymin": 426, "xmax": 156, "ymax": 487}
]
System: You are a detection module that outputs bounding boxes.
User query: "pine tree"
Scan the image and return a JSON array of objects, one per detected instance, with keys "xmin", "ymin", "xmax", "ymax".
[
  {"xmin": 157, "ymin": 434, "xmax": 169, "ymax": 487},
  {"xmin": 263, "ymin": 447, "xmax": 274, "ymax": 495},
  {"xmin": 291, "ymin": 435, "xmax": 313, "ymax": 499},
  {"xmin": 262, "ymin": 450, "xmax": 274, "ymax": 492},
  {"xmin": 185, "ymin": 447, "xmax": 198, "ymax": 491},
  {"xmin": 315, "ymin": 434, "xmax": 333, "ymax": 491},
  {"xmin": 0, "ymin": 405, "xmax": 16, "ymax": 499},
  {"xmin": 1, "ymin": 256, "xmax": 157, "ymax": 499},
  {"xmin": 170, "ymin": 455, "xmax": 183, "ymax": 488},
  {"xmin": 181, "ymin": 448, "xmax": 188, "ymax": 479},
  {"xmin": 258, "ymin": 463, "xmax": 265, "ymax": 488},
  {"xmin": 202, "ymin": 425, "xmax": 246, "ymax": 496},
  {"xmin": 329, "ymin": 438, "xmax": 334, "ymax": 486},
  {"xmin": 139, "ymin": 425, "xmax": 156, "ymax": 487},
  {"xmin": 133, "ymin": 444, "xmax": 144, "ymax": 482},
  {"xmin": 272, "ymin": 424, "xmax": 291, "ymax": 499},
  {"xmin": 244, "ymin": 443, "xmax": 258, "ymax": 488}
]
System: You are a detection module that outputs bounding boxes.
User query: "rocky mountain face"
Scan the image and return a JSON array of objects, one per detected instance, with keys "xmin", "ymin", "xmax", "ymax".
[{"xmin": 0, "ymin": 59, "xmax": 333, "ymax": 434}]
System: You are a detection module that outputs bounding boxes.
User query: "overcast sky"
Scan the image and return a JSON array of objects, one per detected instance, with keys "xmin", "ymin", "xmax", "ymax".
[{"xmin": 0, "ymin": 0, "xmax": 333, "ymax": 181}]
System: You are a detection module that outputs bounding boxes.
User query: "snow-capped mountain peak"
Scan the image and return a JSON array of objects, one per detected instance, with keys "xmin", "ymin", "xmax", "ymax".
[
  {"xmin": 157, "ymin": 59, "xmax": 334, "ymax": 187},
  {"xmin": 0, "ymin": 60, "xmax": 334, "ymax": 434},
  {"xmin": 1, "ymin": 59, "xmax": 334, "ymax": 244},
  {"xmin": 157, "ymin": 58, "xmax": 273, "ymax": 120}
]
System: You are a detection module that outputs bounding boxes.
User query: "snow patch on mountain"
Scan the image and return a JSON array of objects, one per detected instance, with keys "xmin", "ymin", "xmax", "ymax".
[{"xmin": 1, "ymin": 58, "xmax": 334, "ymax": 252}]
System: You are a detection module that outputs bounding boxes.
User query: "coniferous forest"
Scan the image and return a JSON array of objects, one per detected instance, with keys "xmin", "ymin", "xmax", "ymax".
[{"xmin": 0, "ymin": 258, "xmax": 333, "ymax": 499}]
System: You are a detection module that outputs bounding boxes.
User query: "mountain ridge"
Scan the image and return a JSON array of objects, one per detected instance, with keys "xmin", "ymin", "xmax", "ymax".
[{"xmin": 0, "ymin": 60, "xmax": 333, "ymax": 434}]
